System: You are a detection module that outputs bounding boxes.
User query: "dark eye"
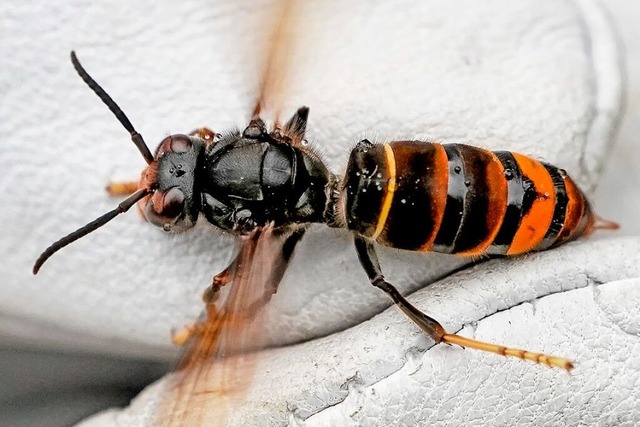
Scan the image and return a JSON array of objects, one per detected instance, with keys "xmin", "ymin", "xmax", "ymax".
[
  {"xmin": 160, "ymin": 187, "xmax": 185, "ymax": 218},
  {"xmin": 170, "ymin": 135, "xmax": 192, "ymax": 153}
]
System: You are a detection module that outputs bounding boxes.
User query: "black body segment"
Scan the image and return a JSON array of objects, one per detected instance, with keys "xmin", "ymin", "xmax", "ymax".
[
  {"xmin": 377, "ymin": 141, "xmax": 448, "ymax": 251},
  {"xmin": 554, "ymin": 172, "xmax": 591, "ymax": 246},
  {"xmin": 536, "ymin": 163, "xmax": 569, "ymax": 250},
  {"xmin": 342, "ymin": 140, "xmax": 390, "ymax": 238},
  {"xmin": 432, "ymin": 144, "xmax": 466, "ymax": 253},
  {"xmin": 447, "ymin": 145, "xmax": 506, "ymax": 255},
  {"xmin": 197, "ymin": 110, "xmax": 331, "ymax": 234},
  {"xmin": 489, "ymin": 151, "xmax": 525, "ymax": 254}
]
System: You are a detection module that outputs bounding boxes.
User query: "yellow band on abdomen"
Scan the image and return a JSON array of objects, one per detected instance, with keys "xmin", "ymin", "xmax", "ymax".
[{"xmin": 371, "ymin": 144, "xmax": 396, "ymax": 240}]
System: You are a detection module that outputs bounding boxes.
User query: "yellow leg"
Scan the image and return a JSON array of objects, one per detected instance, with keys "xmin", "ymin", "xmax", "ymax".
[
  {"xmin": 171, "ymin": 323, "xmax": 199, "ymax": 346},
  {"xmin": 442, "ymin": 334, "xmax": 574, "ymax": 371},
  {"xmin": 170, "ymin": 308, "xmax": 261, "ymax": 347},
  {"xmin": 106, "ymin": 180, "xmax": 139, "ymax": 196}
]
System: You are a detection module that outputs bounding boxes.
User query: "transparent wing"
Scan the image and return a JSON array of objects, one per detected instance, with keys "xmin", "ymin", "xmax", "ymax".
[
  {"xmin": 252, "ymin": 0, "xmax": 300, "ymax": 124},
  {"xmin": 153, "ymin": 2, "xmax": 305, "ymax": 423},
  {"xmin": 154, "ymin": 224, "xmax": 304, "ymax": 426}
]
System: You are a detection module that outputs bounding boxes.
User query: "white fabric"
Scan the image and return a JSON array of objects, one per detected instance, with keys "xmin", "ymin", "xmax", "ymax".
[
  {"xmin": 83, "ymin": 238, "xmax": 640, "ymax": 426},
  {"xmin": 0, "ymin": 0, "xmax": 633, "ymax": 425}
]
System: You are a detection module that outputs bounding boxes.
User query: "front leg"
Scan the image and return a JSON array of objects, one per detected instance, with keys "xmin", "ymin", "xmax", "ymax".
[
  {"xmin": 106, "ymin": 181, "xmax": 139, "ymax": 196},
  {"xmin": 354, "ymin": 236, "xmax": 574, "ymax": 371}
]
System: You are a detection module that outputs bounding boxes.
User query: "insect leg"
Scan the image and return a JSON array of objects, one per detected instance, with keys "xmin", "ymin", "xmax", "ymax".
[
  {"xmin": 354, "ymin": 236, "xmax": 574, "ymax": 371},
  {"xmin": 202, "ymin": 228, "xmax": 268, "ymax": 305},
  {"xmin": 354, "ymin": 236, "xmax": 446, "ymax": 341},
  {"xmin": 241, "ymin": 228, "xmax": 306, "ymax": 314},
  {"xmin": 202, "ymin": 259, "xmax": 238, "ymax": 305},
  {"xmin": 175, "ymin": 228, "xmax": 306, "ymax": 345},
  {"xmin": 106, "ymin": 181, "xmax": 139, "ymax": 196},
  {"xmin": 173, "ymin": 242, "xmax": 256, "ymax": 346},
  {"xmin": 210, "ymin": 227, "xmax": 307, "ymax": 322}
]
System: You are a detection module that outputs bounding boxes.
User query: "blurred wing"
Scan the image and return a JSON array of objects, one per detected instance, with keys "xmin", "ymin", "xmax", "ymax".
[
  {"xmin": 154, "ymin": 224, "xmax": 305, "ymax": 427},
  {"xmin": 252, "ymin": 0, "xmax": 300, "ymax": 123}
]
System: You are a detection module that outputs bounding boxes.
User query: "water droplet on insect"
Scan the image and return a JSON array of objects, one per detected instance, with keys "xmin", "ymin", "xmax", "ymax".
[
  {"xmin": 301, "ymin": 139, "xmax": 309, "ymax": 146},
  {"xmin": 376, "ymin": 173, "xmax": 382, "ymax": 179},
  {"xmin": 504, "ymin": 168, "xmax": 513, "ymax": 179},
  {"xmin": 362, "ymin": 188, "xmax": 367, "ymax": 193},
  {"xmin": 355, "ymin": 172, "xmax": 361, "ymax": 177},
  {"xmin": 464, "ymin": 180, "xmax": 471, "ymax": 187},
  {"xmin": 454, "ymin": 166, "xmax": 462, "ymax": 174},
  {"xmin": 401, "ymin": 199, "xmax": 406, "ymax": 204},
  {"xmin": 169, "ymin": 168, "xmax": 175, "ymax": 174},
  {"xmin": 376, "ymin": 185, "xmax": 382, "ymax": 191},
  {"xmin": 163, "ymin": 223, "xmax": 172, "ymax": 232}
]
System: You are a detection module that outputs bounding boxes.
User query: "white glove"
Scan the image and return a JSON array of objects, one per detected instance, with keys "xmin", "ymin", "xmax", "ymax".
[{"xmin": 1, "ymin": 0, "xmax": 630, "ymax": 425}]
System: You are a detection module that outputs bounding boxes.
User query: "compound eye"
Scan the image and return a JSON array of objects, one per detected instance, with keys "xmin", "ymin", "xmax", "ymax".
[
  {"xmin": 160, "ymin": 187, "xmax": 185, "ymax": 218},
  {"xmin": 170, "ymin": 135, "xmax": 192, "ymax": 153}
]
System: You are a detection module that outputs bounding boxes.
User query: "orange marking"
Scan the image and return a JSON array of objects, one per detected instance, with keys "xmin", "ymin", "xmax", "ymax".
[
  {"xmin": 507, "ymin": 154, "xmax": 556, "ymax": 255},
  {"xmin": 190, "ymin": 127, "xmax": 217, "ymax": 145},
  {"xmin": 419, "ymin": 144, "xmax": 449, "ymax": 251},
  {"xmin": 458, "ymin": 149, "xmax": 508, "ymax": 255},
  {"xmin": 371, "ymin": 144, "xmax": 397, "ymax": 240}
]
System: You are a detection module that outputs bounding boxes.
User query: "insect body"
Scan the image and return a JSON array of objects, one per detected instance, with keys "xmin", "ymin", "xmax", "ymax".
[
  {"xmin": 343, "ymin": 140, "xmax": 596, "ymax": 257},
  {"xmin": 33, "ymin": 52, "xmax": 619, "ymax": 377},
  {"xmin": 137, "ymin": 110, "xmax": 332, "ymax": 236}
]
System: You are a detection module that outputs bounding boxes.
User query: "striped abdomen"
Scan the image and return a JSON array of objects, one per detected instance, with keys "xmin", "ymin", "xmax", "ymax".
[{"xmin": 342, "ymin": 140, "xmax": 595, "ymax": 256}]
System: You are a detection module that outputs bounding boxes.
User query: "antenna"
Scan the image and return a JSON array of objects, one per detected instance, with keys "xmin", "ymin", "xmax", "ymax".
[
  {"xmin": 33, "ymin": 188, "xmax": 150, "ymax": 274},
  {"xmin": 70, "ymin": 51, "xmax": 154, "ymax": 164}
]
